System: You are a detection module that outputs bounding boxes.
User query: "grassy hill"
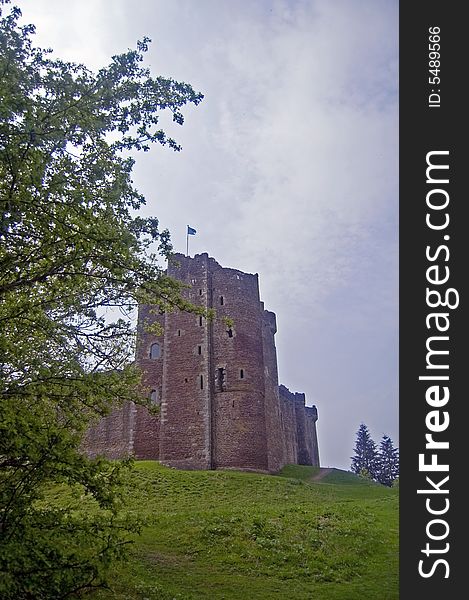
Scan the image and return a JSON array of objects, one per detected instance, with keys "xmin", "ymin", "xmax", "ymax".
[{"xmin": 87, "ymin": 462, "xmax": 398, "ymax": 600}]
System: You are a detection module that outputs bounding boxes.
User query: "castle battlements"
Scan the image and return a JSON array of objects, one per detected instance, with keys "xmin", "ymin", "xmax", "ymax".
[{"xmin": 83, "ymin": 253, "xmax": 319, "ymax": 472}]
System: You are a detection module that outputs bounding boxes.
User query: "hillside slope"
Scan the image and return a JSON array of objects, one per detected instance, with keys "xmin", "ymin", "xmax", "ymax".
[{"xmin": 89, "ymin": 462, "xmax": 398, "ymax": 600}]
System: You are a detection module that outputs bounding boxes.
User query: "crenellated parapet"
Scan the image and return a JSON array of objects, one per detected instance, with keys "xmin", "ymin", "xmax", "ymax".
[
  {"xmin": 83, "ymin": 254, "xmax": 320, "ymax": 471},
  {"xmin": 278, "ymin": 385, "xmax": 319, "ymax": 467}
]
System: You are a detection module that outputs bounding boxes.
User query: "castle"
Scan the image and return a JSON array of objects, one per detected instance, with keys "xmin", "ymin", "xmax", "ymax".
[{"xmin": 84, "ymin": 253, "xmax": 319, "ymax": 472}]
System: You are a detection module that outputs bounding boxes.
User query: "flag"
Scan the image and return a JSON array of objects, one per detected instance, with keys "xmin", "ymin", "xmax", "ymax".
[{"xmin": 187, "ymin": 226, "xmax": 197, "ymax": 235}]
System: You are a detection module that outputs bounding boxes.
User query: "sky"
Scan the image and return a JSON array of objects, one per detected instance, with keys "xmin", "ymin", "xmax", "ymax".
[{"xmin": 19, "ymin": 0, "xmax": 398, "ymax": 470}]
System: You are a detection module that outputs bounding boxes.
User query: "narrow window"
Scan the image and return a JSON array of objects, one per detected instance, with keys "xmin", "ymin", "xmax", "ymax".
[
  {"xmin": 177, "ymin": 329, "xmax": 181, "ymax": 336},
  {"xmin": 216, "ymin": 367, "xmax": 226, "ymax": 392},
  {"xmin": 199, "ymin": 316, "xmax": 203, "ymax": 326},
  {"xmin": 240, "ymin": 369, "xmax": 244, "ymax": 379},
  {"xmin": 200, "ymin": 375, "xmax": 204, "ymax": 390},
  {"xmin": 149, "ymin": 343, "xmax": 160, "ymax": 359},
  {"xmin": 227, "ymin": 328, "xmax": 233, "ymax": 338},
  {"xmin": 199, "ymin": 289, "xmax": 203, "ymax": 295},
  {"xmin": 198, "ymin": 345, "xmax": 202, "ymax": 355},
  {"xmin": 220, "ymin": 296, "xmax": 224, "ymax": 305},
  {"xmin": 184, "ymin": 378, "xmax": 188, "ymax": 383},
  {"xmin": 232, "ymin": 400, "xmax": 235, "ymax": 408}
]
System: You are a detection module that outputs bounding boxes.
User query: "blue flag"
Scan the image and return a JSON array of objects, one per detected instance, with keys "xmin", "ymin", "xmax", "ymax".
[{"xmin": 187, "ymin": 226, "xmax": 197, "ymax": 235}]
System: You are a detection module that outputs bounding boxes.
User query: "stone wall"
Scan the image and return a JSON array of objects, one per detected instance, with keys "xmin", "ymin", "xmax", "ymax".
[
  {"xmin": 262, "ymin": 308, "xmax": 285, "ymax": 472},
  {"xmin": 279, "ymin": 384, "xmax": 320, "ymax": 468},
  {"xmin": 305, "ymin": 406, "xmax": 320, "ymax": 467},
  {"xmin": 157, "ymin": 254, "xmax": 212, "ymax": 469},
  {"xmin": 133, "ymin": 304, "xmax": 165, "ymax": 459},
  {"xmin": 82, "ymin": 401, "xmax": 136, "ymax": 459},
  {"xmin": 211, "ymin": 264, "xmax": 268, "ymax": 470},
  {"xmin": 82, "ymin": 253, "xmax": 319, "ymax": 472}
]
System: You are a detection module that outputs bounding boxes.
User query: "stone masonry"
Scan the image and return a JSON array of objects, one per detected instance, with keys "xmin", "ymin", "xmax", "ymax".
[{"xmin": 83, "ymin": 253, "xmax": 320, "ymax": 472}]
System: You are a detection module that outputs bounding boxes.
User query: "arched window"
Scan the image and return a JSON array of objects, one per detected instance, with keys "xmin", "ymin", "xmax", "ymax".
[
  {"xmin": 150, "ymin": 389, "xmax": 159, "ymax": 405},
  {"xmin": 149, "ymin": 343, "xmax": 161, "ymax": 359}
]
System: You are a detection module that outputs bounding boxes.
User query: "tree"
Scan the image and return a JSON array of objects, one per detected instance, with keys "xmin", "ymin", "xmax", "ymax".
[
  {"xmin": 0, "ymin": 2, "xmax": 204, "ymax": 596},
  {"xmin": 350, "ymin": 423, "xmax": 378, "ymax": 480},
  {"xmin": 376, "ymin": 435, "xmax": 399, "ymax": 487}
]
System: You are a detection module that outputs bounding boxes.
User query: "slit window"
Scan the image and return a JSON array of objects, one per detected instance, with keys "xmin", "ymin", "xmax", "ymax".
[
  {"xmin": 216, "ymin": 367, "xmax": 226, "ymax": 392},
  {"xmin": 149, "ymin": 343, "xmax": 161, "ymax": 359},
  {"xmin": 198, "ymin": 345, "xmax": 202, "ymax": 355},
  {"xmin": 220, "ymin": 296, "xmax": 224, "ymax": 305},
  {"xmin": 240, "ymin": 369, "xmax": 244, "ymax": 379},
  {"xmin": 199, "ymin": 316, "xmax": 203, "ymax": 326},
  {"xmin": 227, "ymin": 328, "xmax": 233, "ymax": 338},
  {"xmin": 200, "ymin": 375, "xmax": 204, "ymax": 390},
  {"xmin": 199, "ymin": 289, "xmax": 203, "ymax": 295},
  {"xmin": 177, "ymin": 329, "xmax": 181, "ymax": 336}
]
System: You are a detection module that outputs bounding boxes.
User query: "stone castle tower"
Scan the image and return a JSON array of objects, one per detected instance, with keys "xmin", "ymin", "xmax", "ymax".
[{"xmin": 84, "ymin": 253, "xmax": 319, "ymax": 472}]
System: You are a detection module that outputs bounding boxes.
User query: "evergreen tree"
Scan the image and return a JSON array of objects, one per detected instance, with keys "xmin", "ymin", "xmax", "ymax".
[
  {"xmin": 351, "ymin": 423, "xmax": 378, "ymax": 480},
  {"xmin": 376, "ymin": 435, "xmax": 399, "ymax": 487}
]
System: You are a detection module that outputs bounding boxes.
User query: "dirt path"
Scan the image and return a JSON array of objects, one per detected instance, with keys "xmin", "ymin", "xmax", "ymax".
[{"xmin": 311, "ymin": 467, "xmax": 333, "ymax": 481}]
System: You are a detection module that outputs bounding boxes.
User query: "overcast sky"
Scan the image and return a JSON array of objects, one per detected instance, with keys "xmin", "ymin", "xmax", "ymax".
[{"xmin": 19, "ymin": 0, "xmax": 398, "ymax": 470}]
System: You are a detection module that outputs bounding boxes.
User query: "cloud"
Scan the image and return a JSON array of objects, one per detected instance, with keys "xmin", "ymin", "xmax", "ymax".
[{"xmin": 18, "ymin": 0, "xmax": 398, "ymax": 468}]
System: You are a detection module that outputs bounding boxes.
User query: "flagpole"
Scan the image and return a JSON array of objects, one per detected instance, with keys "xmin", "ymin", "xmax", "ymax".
[{"xmin": 186, "ymin": 225, "xmax": 196, "ymax": 256}]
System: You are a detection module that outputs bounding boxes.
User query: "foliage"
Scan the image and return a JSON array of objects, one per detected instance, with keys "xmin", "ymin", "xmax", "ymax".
[
  {"xmin": 358, "ymin": 467, "xmax": 373, "ymax": 481},
  {"xmin": 350, "ymin": 423, "xmax": 378, "ymax": 481},
  {"xmin": 376, "ymin": 435, "xmax": 399, "ymax": 487},
  {"xmin": 0, "ymin": 1, "xmax": 203, "ymax": 596},
  {"xmin": 350, "ymin": 426, "xmax": 399, "ymax": 488}
]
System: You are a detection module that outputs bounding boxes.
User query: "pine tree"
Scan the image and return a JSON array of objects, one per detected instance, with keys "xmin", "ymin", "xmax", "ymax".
[
  {"xmin": 351, "ymin": 423, "xmax": 378, "ymax": 480},
  {"xmin": 376, "ymin": 435, "xmax": 399, "ymax": 487}
]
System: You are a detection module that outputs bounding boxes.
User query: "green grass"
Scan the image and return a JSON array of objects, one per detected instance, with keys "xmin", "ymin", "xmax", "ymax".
[{"xmin": 59, "ymin": 462, "xmax": 399, "ymax": 599}]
